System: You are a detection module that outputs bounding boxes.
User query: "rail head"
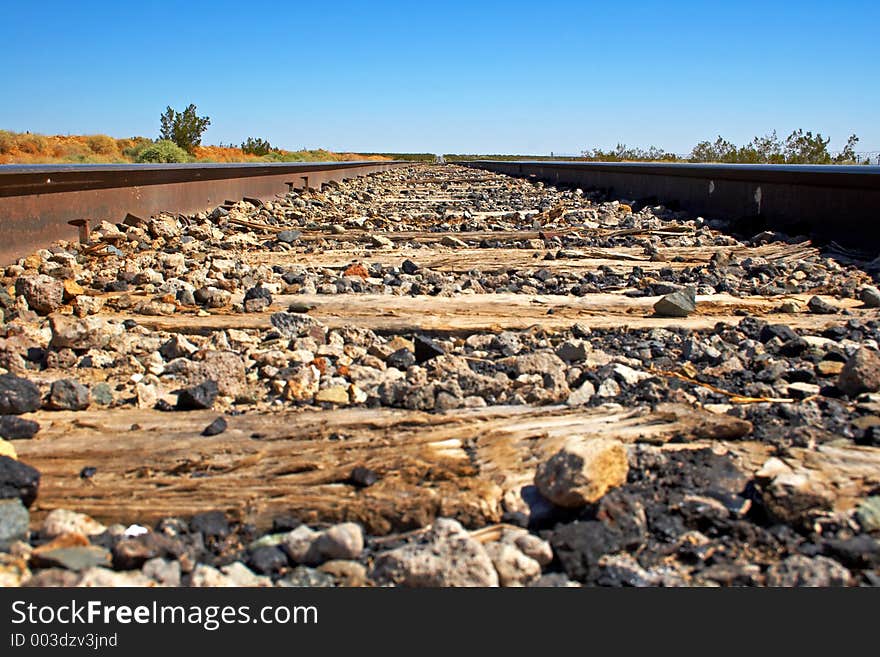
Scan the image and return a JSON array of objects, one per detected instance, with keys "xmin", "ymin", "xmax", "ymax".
[{"xmin": 0, "ymin": 160, "xmax": 411, "ymax": 198}]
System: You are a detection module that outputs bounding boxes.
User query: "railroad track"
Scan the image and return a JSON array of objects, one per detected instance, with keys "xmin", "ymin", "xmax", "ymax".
[{"xmin": 1, "ymin": 162, "xmax": 879, "ymax": 587}]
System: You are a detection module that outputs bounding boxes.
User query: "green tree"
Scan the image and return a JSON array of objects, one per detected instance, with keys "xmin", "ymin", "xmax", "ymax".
[
  {"xmin": 783, "ymin": 129, "xmax": 831, "ymax": 164},
  {"xmin": 690, "ymin": 136, "xmax": 738, "ymax": 163},
  {"xmin": 159, "ymin": 104, "xmax": 211, "ymax": 154},
  {"xmin": 833, "ymin": 134, "xmax": 859, "ymax": 163}
]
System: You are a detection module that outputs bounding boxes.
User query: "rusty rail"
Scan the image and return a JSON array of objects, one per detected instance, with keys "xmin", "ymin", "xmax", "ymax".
[
  {"xmin": 0, "ymin": 161, "xmax": 408, "ymax": 264},
  {"xmin": 461, "ymin": 161, "xmax": 880, "ymax": 250}
]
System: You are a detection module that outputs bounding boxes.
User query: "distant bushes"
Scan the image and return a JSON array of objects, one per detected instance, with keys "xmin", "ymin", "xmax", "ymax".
[
  {"xmin": 240, "ymin": 137, "xmax": 275, "ymax": 156},
  {"xmin": 135, "ymin": 139, "xmax": 190, "ymax": 163},
  {"xmin": 85, "ymin": 134, "xmax": 118, "ymax": 155}
]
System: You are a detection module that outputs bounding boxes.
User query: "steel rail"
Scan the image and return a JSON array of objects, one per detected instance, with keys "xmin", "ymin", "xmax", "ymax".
[
  {"xmin": 461, "ymin": 161, "xmax": 880, "ymax": 250},
  {"xmin": 0, "ymin": 161, "xmax": 408, "ymax": 264}
]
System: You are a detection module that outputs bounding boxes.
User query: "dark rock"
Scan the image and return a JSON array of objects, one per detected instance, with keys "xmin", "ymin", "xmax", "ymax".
[
  {"xmin": 0, "ymin": 416, "xmax": 40, "ymax": 440},
  {"xmin": 201, "ymin": 416, "xmax": 228, "ymax": 436},
  {"xmin": 47, "ymin": 379, "xmax": 90, "ymax": 411},
  {"xmin": 0, "ymin": 456, "xmax": 40, "ymax": 507},
  {"xmin": 760, "ymin": 324, "xmax": 798, "ymax": 343},
  {"xmin": 401, "ymin": 259, "xmax": 421, "ymax": 274},
  {"xmin": 0, "ymin": 374, "xmax": 41, "ymax": 415},
  {"xmin": 348, "ymin": 466, "xmax": 379, "ymax": 488},
  {"xmin": 272, "ymin": 516, "xmax": 302, "ymax": 533},
  {"xmin": 190, "ymin": 511, "xmax": 230, "ymax": 539},
  {"xmin": 0, "ymin": 498, "xmax": 29, "ymax": 550},
  {"xmin": 386, "ymin": 348, "xmax": 416, "ymax": 370},
  {"xmin": 248, "ymin": 546, "xmax": 289, "ymax": 575},
  {"xmin": 550, "ymin": 520, "xmax": 626, "ymax": 583},
  {"xmin": 176, "ymin": 380, "xmax": 219, "ymax": 410},
  {"xmin": 820, "ymin": 535, "xmax": 880, "ymax": 569},
  {"xmin": 79, "ymin": 466, "xmax": 97, "ymax": 479},
  {"xmin": 765, "ymin": 554, "xmax": 851, "ymax": 586},
  {"xmin": 807, "ymin": 296, "xmax": 837, "ymax": 314},
  {"xmin": 653, "ymin": 288, "xmax": 696, "ymax": 318},
  {"xmin": 414, "ymin": 335, "xmax": 446, "ymax": 364},
  {"xmin": 243, "ymin": 285, "xmax": 272, "ymax": 313},
  {"xmin": 112, "ymin": 534, "xmax": 176, "ymax": 570}
]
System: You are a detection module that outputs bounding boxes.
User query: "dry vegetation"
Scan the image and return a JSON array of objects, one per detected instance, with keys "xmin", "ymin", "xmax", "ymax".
[{"xmin": 0, "ymin": 130, "xmax": 388, "ymax": 164}]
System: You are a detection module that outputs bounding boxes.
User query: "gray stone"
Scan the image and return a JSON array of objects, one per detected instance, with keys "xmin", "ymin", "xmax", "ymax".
[
  {"xmin": 765, "ymin": 554, "xmax": 851, "ymax": 587},
  {"xmin": 856, "ymin": 496, "xmax": 880, "ymax": 533},
  {"xmin": 31, "ymin": 546, "xmax": 111, "ymax": 572},
  {"xmin": 653, "ymin": 288, "xmax": 696, "ymax": 317},
  {"xmin": 371, "ymin": 518, "xmax": 499, "ymax": 587},
  {"xmin": 270, "ymin": 312, "xmax": 323, "ymax": 338},
  {"xmin": 860, "ymin": 285, "xmax": 880, "ymax": 308},
  {"xmin": 276, "ymin": 566, "xmax": 335, "ymax": 587},
  {"xmin": 277, "ymin": 230, "xmax": 302, "ymax": 244},
  {"xmin": 47, "ymin": 379, "xmax": 90, "ymax": 411},
  {"xmin": 485, "ymin": 542, "xmax": 541, "ymax": 587},
  {"xmin": 41, "ymin": 509, "xmax": 106, "ymax": 538},
  {"xmin": 534, "ymin": 438, "xmax": 629, "ymax": 508},
  {"xmin": 49, "ymin": 315, "xmax": 119, "ymax": 350},
  {"xmin": 807, "ymin": 295, "xmax": 837, "ymax": 315},
  {"xmin": 91, "ymin": 383, "xmax": 113, "ymax": 406},
  {"xmin": 0, "ymin": 415, "xmax": 40, "ymax": 439},
  {"xmin": 0, "ymin": 498, "xmax": 29, "ymax": 550},
  {"xmin": 142, "ymin": 557, "xmax": 181, "ymax": 586},
  {"xmin": 312, "ymin": 523, "xmax": 364, "ymax": 561},
  {"xmin": 0, "ymin": 374, "xmax": 41, "ymax": 415},
  {"xmin": 566, "ymin": 381, "xmax": 595, "ymax": 406},
  {"xmin": 0, "ymin": 456, "xmax": 40, "ymax": 507}
]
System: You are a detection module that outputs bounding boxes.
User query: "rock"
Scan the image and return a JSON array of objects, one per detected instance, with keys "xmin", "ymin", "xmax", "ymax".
[
  {"xmin": 807, "ymin": 296, "xmax": 837, "ymax": 314},
  {"xmin": 189, "ymin": 511, "xmax": 230, "ymax": 538},
  {"xmin": 348, "ymin": 466, "xmax": 379, "ymax": 488},
  {"xmin": 159, "ymin": 335, "xmax": 198, "ymax": 360},
  {"xmin": 73, "ymin": 295, "xmax": 104, "ymax": 317},
  {"xmin": 282, "ymin": 526, "xmax": 319, "ymax": 564},
  {"xmin": 534, "ymin": 438, "xmax": 628, "ymax": 508},
  {"xmin": 277, "ymin": 230, "xmax": 302, "ymax": 244},
  {"xmin": 23, "ymin": 568, "xmax": 82, "ymax": 587},
  {"xmin": 77, "ymin": 567, "xmax": 155, "ymax": 587},
  {"xmin": 765, "ymin": 554, "xmax": 851, "ymax": 587},
  {"xmin": 484, "ymin": 542, "xmax": 541, "ymax": 586},
  {"xmin": 401, "ymin": 259, "xmax": 421, "ymax": 274},
  {"xmin": 318, "ymin": 560, "xmax": 367, "ymax": 587},
  {"xmin": 247, "ymin": 546, "xmax": 290, "ymax": 576},
  {"xmin": 0, "ymin": 552, "xmax": 31, "ymax": 587},
  {"xmin": 0, "ymin": 416, "xmax": 40, "ymax": 439},
  {"xmin": 221, "ymin": 561, "xmax": 272, "ymax": 586},
  {"xmin": 371, "ymin": 518, "xmax": 499, "ymax": 587},
  {"xmin": 556, "ymin": 340, "xmax": 589, "ymax": 362},
  {"xmin": 369, "ymin": 234, "xmax": 393, "ymax": 248},
  {"xmin": 49, "ymin": 315, "xmax": 119, "ymax": 350},
  {"xmin": 30, "ymin": 546, "xmax": 111, "ymax": 572},
  {"xmin": 135, "ymin": 382, "xmax": 158, "ymax": 409},
  {"xmin": 0, "ymin": 374, "xmax": 41, "ymax": 415},
  {"xmin": 787, "ymin": 381, "xmax": 820, "ymax": 400},
  {"xmin": 529, "ymin": 573, "xmax": 581, "ymax": 587},
  {"xmin": 860, "ymin": 285, "xmax": 880, "ymax": 308},
  {"xmin": 566, "ymin": 381, "xmax": 595, "ymax": 406},
  {"xmin": 313, "ymin": 523, "xmax": 364, "ymax": 561},
  {"xmin": 176, "ymin": 380, "xmax": 219, "ymax": 410},
  {"xmin": 0, "ymin": 498, "xmax": 29, "ymax": 550},
  {"xmin": 270, "ymin": 311, "xmax": 323, "ymax": 338},
  {"xmin": 441, "ymin": 235, "xmax": 467, "ymax": 248},
  {"xmin": 62, "ymin": 279, "xmax": 84, "ymax": 300},
  {"xmin": 315, "ymin": 386, "xmax": 349, "ymax": 404},
  {"xmin": 414, "ymin": 335, "xmax": 446, "ymax": 364},
  {"xmin": 759, "ymin": 470, "xmax": 834, "ymax": 526},
  {"xmin": 856, "ymin": 496, "xmax": 880, "ymax": 533},
  {"xmin": 387, "ymin": 348, "xmax": 416, "ymax": 370},
  {"xmin": 0, "ymin": 456, "xmax": 40, "ymax": 507},
  {"xmin": 276, "ymin": 566, "xmax": 335, "ymax": 587},
  {"xmin": 817, "ymin": 360, "xmax": 844, "ymax": 377},
  {"xmin": 143, "ymin": 557, "xmax": 181, "ymax": 586},
  {"xmin": 653, "ymin": 288, "xmax": 696, "ymax": 317},
  {"xmin": 189, "ymin": 564, "xmax": 236, "ymax": 587},
  {"xmin": 243, "ymin": 285, "xmax": 272, "ymax": 313},
  {"xmin": 282, "ymin": 365, "xmax": 321, "ymax": 401},
  {"xmin": 14, "ymin": 274, "xmax": 64, "ymax": 314},
  {"xmin": 41, "ymin": 509, "xmax": 106, "ymax": 537},
  {"xmin": 837, "ymin": 348, "xmax": 880, "ymax": 396},
  {"xmin": 201, "ymin": 416, "xmax": 228, "ymax": 436},
  {"xmin": 148, "ymin": 216, "xmax": 179, "ymax": 239},
  {"xmin": 47, "ymin": 379, "xmax": 90, "ymax": 411}
]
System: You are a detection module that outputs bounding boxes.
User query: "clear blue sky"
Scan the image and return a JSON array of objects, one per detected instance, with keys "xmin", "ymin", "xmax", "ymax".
[{"xmin": 1, "ymin": 0, "xmax": 877, "ymax": 154}]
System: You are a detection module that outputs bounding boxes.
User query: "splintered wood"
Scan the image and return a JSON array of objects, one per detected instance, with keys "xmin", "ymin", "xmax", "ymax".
[{"xmin": 18, "ymin": 403, "xmax": 753, "ymax": 533}]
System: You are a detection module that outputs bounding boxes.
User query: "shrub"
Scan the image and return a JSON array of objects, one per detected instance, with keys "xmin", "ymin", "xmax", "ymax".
[
  {"xmin": 0, "ymin": 130, "xmax": 14, "ymax": 154},
  {"xmin": 121, "ymin": 137, "xmax": 154, "ymax": 159},
  {"xmin": 135, "ymin": 139, "xmax": 190, "ymax": 163},
  {"xmin": 241, "ymin": 137, "xmax": 275, "ymax": 156},
  {"xmin": 86, "ymin": 134, "xmax": 119, "ymax": 155},
  {"xmin": 16, "ymin": 133, "xmax": 48, "ymax": 155}
]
